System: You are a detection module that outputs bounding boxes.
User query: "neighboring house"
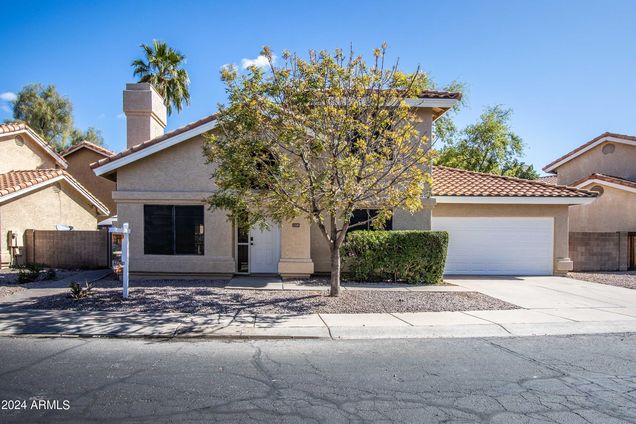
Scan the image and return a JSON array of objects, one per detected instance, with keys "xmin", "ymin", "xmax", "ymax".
[
  {"xmin": 61, "ymin": 140, "xmax": 116, "ymax": 220},
  {"xmin": 543, "ymin": 132, "xmax": 636, "ymax": 271},
  {"xmin": 538, "ymin": 175, "xmax": 557, "ymax": 185},
  {"xmin": 0, "ymin": 123, "xmax": 109, "ymax": 268},
  {"xmin": 92, "ymin": 83, "xmax": 594, "ymax": 279}
]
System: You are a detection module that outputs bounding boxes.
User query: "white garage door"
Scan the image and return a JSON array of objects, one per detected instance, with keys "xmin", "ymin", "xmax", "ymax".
[{"xmin": 432, "ymin": 217, "xmax": 553, "ymax": 275}]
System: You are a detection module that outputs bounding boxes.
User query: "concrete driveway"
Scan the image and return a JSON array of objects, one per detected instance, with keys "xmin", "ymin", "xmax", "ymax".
[{"xmin": 448, "ymin": 275, "xmax": 636, "ymax": 309}]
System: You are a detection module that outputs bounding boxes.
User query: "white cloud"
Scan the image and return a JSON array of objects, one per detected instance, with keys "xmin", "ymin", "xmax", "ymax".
[
  {"xmin": 241, "ymin": 54, "xmax": 276, "ymax": 69},
  {"xmin": 0, "ymin": 91, "xmax": 17, "ymax": 102},
  {"xmin": 117, "ymin": 113, "xmax": 126, "ymax": 120}
]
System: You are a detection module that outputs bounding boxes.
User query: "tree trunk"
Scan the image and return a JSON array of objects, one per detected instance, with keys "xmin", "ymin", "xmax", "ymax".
[{"xmin": 329, "ymin": 246, "xmax": 341, "ymax": 297}]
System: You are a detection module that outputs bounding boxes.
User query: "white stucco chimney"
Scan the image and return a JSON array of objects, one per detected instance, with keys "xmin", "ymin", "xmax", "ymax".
[{"xmin": 123, "ymin": 83, "xmax": 167, "ymax": 148}]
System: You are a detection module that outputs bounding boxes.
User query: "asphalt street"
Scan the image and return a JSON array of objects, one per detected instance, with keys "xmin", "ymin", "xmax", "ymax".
[{"xmin": 0, "ymin": 334, "xmax": 635, "ymax": 423}]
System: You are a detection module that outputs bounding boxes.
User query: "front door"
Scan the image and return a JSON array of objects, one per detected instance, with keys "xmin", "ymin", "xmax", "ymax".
[{"xmin": 249, "ymin": 223, "xmax": 281, "ymax": 273}]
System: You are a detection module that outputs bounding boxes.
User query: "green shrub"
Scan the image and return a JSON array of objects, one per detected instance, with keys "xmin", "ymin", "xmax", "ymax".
[
  {"xmin": 15, "ymin": 263, "xmax": 45, "ymax": 284},
  {"xmin": 342, "ymin": 230, "xmax": 448, "ymax": 284}
]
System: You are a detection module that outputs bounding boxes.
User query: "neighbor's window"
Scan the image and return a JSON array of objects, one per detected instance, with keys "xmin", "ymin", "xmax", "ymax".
[
  {"xmin": 348, "ymin": 209, "xmax": 393, "ymax": 232},
  {"xmin": 144, "ymin": 205, "xmax": 204, "ymax": 255}
]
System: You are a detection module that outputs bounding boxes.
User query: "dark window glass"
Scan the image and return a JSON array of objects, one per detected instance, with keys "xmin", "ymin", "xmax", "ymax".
[
  {"xmin": 237, "ymin": 245, "xmax": 249, "ymax": 272},
  {"xmin": 175, "ymin": 206, "xmax": 204, "ymax": 255},
  {"xmin": 348, "ymin": 209, "xmax": 393, "ymax": 232},
  {"xmin": 144, "ymin": 205, "xmax": 204, "ymax": 255},
  {"xmin": 144, "ymin": 205, "xmax": 174, "ymax": 255}
]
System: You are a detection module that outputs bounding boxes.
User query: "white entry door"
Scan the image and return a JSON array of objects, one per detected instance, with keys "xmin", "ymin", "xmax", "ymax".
[
  {"xmin": 432, "ymin": 217, "xmax": 554, "ymax": 275},
  {"xmin": 249, "ymin": 223, "xmax": 281, "ymax": 273}
]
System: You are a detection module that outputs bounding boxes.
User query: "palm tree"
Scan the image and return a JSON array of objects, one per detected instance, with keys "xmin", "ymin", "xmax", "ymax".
[{"xmin": 131, "ymin": 40, "xmax": 191, "ymax": 115}]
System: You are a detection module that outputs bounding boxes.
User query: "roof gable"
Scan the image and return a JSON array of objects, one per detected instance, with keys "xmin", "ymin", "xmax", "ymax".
[
  {"xmin": 92, "ymin": 90, "xmax": 463, "ymax": 177},
  {"xmin": 61, "ymin": 140, "xmax": 114, "ymax": 158},
  {"xmin": 0, "ymin": 123, "xmax": 68, "ymax": 169},
  {"xmin": 572, "ymin": 173, "xmax": 636, "ymax": 194},
  {"xmin": 543, "ymin": 132, "xmax": 636, "ymax": 173},
  {"xmin": 0, "ymin": 169, "xmax": 109, "ymax": 215}
]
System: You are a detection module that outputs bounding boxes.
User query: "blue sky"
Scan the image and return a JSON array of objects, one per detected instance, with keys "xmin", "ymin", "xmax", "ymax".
[{"xmin": 1, "ymin": 0, "xmax": 635, "ymax": 172}]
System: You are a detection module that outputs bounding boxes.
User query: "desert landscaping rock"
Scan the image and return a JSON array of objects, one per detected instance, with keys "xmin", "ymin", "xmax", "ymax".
[
  {"xmin": 569, "ymin": 271, "xmax": 636, "ymax": 290},
  {"xmin": 12, "ymin": 280, "xmax": 518, "ymax": 314}
]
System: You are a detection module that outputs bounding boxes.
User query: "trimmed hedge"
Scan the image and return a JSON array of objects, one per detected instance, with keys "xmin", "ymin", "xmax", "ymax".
[{"xmin": 342, "ymin": 230, "xmax": 448, "ymax": 284}]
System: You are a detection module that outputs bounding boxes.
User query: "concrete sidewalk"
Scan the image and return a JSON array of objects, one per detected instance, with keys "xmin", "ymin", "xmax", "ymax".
[
  {"xmin": 0, "ymin": 306, "xmax": 635, "ymax": 340},
  {"xmin": 1, "ymin": 275, "xmax": 635, "ymax": 340}
]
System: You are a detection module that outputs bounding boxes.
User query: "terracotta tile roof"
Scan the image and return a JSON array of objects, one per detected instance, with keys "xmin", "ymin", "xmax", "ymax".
[
  {"xmin": 91, "ymin": 113, "xmax": 219, "ymax": 169},
  {"xmin": 432, "ymin": 166, "xmax": 595, "ymax": 197},
  {"xmin": 0, "ymin": 122, "xmax": 29, "ymax": 134},
  {"xmin": 0, "ymin": 122, "xmax": 68, "ymax": 168},
  {"xmin": 61, "ymin": 140, "xmax": 114, "ymax": 157},
  {"xmin": 543, "ymin": 132, "xmax": 636, "ymax": 172},
  {"xmin": 418, "ymin": 90, "xmax": 462, "ymax": 100},
  {"xmin": 538, "ymin": 175, "xmax": 558, "ymax": 185},
  {"xmin": 0, "ymin": 169, "xmax": 109, "ymax": 214},
  {"xmin": 571, "ymin": 173, "xmax": 636, "ymax": 190},
  {"xmin": 0, "ymin": 169, "xmax": 66, "ymax": 196}
]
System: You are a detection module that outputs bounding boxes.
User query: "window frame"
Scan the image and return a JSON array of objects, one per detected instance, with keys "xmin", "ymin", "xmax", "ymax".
[
  {"xmin": 348, "ymin": 208, "xmax": 393, "ymax": 232},
  {"xmin": 143, "ymin": 204, "xmax": 205, "ymax": 256}
]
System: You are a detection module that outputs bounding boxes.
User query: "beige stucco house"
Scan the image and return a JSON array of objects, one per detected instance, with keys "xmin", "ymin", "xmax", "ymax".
[
  {"xmin": 61, "ymin": 140, "xmax": 116, "ymax": 221},
  {"xmin": 543, "ymin": 132, "xmax": 636, "ymax": 271},
  {"xmin": 0, "ymin": 123, "xmax": 109, "ymax": 267},
  {"xmin": 92, "ymin": 83, "xmax": 595, "ymax": 279}
]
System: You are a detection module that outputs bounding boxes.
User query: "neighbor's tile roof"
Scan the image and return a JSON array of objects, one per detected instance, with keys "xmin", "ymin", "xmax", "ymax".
[
  {"xmin": 0, "ymin": 122, "xmax": 29, "ymax": 134},
  {"xmin": 0, "ymin": 169, "xmax": 66, "ymax": 196},
  {"xmin": 571, "ymin": 173, "xmax": 636, "ymax": 190},
  {"xmin": 538, "ymin": 175, "xmax": 558, "ymax": 185},
  {"xmin": 543, "ymin": 132, "xmax": 636, "ymax": 172},
  {"xmin": 432, "ymin": 166, "xmax": 595, "ymax": 197},
  {"xmin": 418, "ymin": 90, "xmax": 462, "ymax": 100},
  {"xmin": 0, "ymin": 122, "xmax": 68, "ymax": 168},
  {"xmin": 61, "ymin": 140, "xmax": 114, "ymax": 157},
  {"xmin": 0, "ymin": 169, "xmax": 109, "ymax": 214},
  {"xmin": 91, "ymin": 113, "xmax": 219, "ymax": 169}
]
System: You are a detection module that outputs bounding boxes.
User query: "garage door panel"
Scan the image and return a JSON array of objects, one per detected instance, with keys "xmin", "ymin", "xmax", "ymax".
[{"xmin": 432, "ymin": 217, "xmax": 553, "ymax": 275}]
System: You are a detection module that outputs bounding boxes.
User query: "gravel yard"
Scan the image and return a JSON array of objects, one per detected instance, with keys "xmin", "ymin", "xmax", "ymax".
[
  {"xmin": 0, "ymin": 268, "xmax": 81, "ymax": 285},
  {"xmin": 14, "ymin": 280, "xmax": 517, "ymax": 314},
  {"xmin": 0, "ymin": 285, "xmax": 25, "ymax": 298},
  {"xmin": 569, "ymin": 271, "xmax": 636, "ymax": 290}
]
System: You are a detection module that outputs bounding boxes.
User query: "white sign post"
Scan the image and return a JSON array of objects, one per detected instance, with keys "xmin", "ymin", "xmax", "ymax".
[{"xmin": 109, "ymin": 222, "xmax": 131, "ymax": 299}]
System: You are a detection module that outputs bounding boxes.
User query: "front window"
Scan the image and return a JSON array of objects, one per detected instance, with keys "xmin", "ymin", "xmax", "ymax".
[
  {"xmin": 348, "ymin": 209, "xmax": 393, "ymax": 232},
  {"xmin": 144, "ymin": 205, "xmax": 204, "ymax": 255}
]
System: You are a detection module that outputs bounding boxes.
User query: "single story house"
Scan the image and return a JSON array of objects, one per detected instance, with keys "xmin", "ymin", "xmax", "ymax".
[
  {"xmin": 543, "ymin": 132, "xmax": 636, "ymax": 270},
  {"xmin": 0, "ymin": 123, "xmax": 109, "ymax": 267},
  {"xmin": 92, "ymin": 83, "xmax": 595, "ymax": 279}
]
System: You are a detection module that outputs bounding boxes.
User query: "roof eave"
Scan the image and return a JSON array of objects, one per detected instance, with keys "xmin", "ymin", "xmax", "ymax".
[
  {"xmin": 433, "ymin": 196, "xmax": 595, "ymax": 205},
  {"xmin": 543, "ymin": 133, "xmax": 636, "ymax": 173}
]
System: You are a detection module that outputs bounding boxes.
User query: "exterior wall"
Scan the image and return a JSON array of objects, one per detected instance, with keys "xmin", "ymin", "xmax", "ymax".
[
  {"xmin": 278, "ymin": 218, "xmax": 314, "ymax": 277},
  {"xmin": 0, "ymin": 182, "xmax": 99, "ymax": 267},
  {"xmin": 116, "ymin": 198, "xmax": 235, "ymax": 276},
  {"xmin": 64, "ymin": 148, "xmax": 116, "ymax": 218},
  {"xmin": 556, "ymin": 141, "xmax": 636, "ymax": 186},
  {"xmin": 0, "ymin": 133, "xmax": 57, "ymax": 173},
  {"xmin": 569, "ymin": 232, "xmax": 629, "ymax": 272},
  {"xmin": 117, "ymin": 135, "xmax": 216, "ymax": 192},
  {"xmin": 569, "ymin": 184, "xmax": 636, "ymax": 232},
  {"xmin": 432, "ymin": 203, "xmax": 572, "ymax": 274},
  {"xmin": 114, "ymin": 135, "xmax": 235, "ymax": 277}
]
